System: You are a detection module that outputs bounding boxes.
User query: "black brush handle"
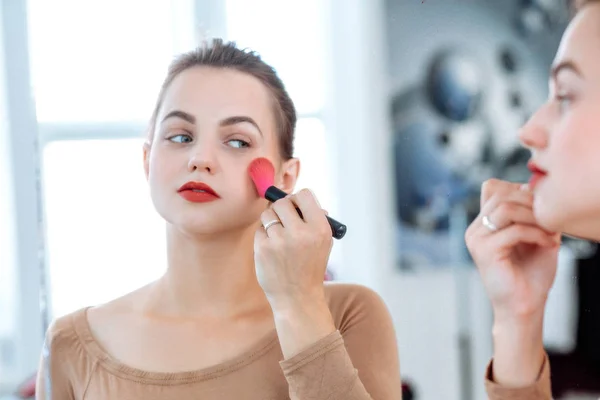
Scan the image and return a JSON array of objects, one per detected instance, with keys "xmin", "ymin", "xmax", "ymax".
[{"xmin": 265, "ymin": 186, "xmax": 347, "ymax": 240}]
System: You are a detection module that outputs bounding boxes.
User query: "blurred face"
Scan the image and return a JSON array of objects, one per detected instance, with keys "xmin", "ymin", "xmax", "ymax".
[
  {"xmin": 519, "ymin": 3, "xmax": 600, "ymax": 241},
  {"xmin": 143, "ymin": 67, "xmax": 299, "ymax": 236}
]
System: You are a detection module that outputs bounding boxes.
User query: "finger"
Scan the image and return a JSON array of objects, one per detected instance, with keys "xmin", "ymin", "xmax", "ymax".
[
  {"xmin": 271, "ymin": 196, "xmax": 304, "ymax": 230},
  {"xmin": 291, "ymin": 189, "xmax": 327, "ymax": 226},
  {"xmin": 478, "ymin": 202, "xmax": 539, "ymax": 233},
  {"xmin": 480, "ymin": 179, "xmax": 526, "ymax": 209},
  {"xmin": 488, "ymin": 202, "xmax": 555, "ymax": 235},
  {"xmin": 480, "ymin": 186, "xmax": 534, "ymax": 216},
  {"xmin": 487, "ymin": 224, "xmax": 560, "ymax": 252},
  {"xmin": 260, "ymin": 207, "xmax": 284, "ymax": 237},
  {"xmin": 254, "ymin": 223, "xmax": 269, "ymax": 245}
]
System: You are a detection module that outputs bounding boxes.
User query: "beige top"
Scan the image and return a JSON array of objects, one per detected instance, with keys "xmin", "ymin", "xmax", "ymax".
[
  {"xmin": 36, "ymin": 283, "xmax": 402, "ymax": 399},
  {"xmin": 485, "ymin": 353, "xmax": 552, "ymax": 399}
]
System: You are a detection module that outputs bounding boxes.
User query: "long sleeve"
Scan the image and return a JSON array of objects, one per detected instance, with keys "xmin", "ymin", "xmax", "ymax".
[
  {"xmin": 279, "ymin": 284, "xmax": 402, "ymax": 400},
  {"xmin": 485, "ymin": 352, "xmax": 552, "ymax": 400},
  {"xmin": 35, "ymin": 319, "xmax": 76, "ymax": 400}
]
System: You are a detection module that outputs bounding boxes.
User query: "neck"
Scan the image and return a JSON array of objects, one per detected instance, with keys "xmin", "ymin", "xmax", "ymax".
[{"xmin": 147, "ymin": 223, "xmax": 270, "ymax": 319}]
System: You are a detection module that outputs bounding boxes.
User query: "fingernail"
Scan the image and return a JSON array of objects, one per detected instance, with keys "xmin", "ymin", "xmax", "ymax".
[{"xmin": 520, "ymin": 184, "xmax": 530, "ymax": 191}]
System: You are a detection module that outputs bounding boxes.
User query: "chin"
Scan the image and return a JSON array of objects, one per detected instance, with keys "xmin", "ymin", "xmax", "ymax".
[
  {"xmin": 534, "ymin": 194, "xmax": 600, "ymax": 242},
  {"xmin": 533, "ymin": 193, "xmax": 564, "ymax": 233},
  {"xmin": 176, "ymin": 213, "xmax": 258, "ymax": 236},
  {"xmin": 159, "ymin": 205, "xmax": 261, "ymax": 237}
]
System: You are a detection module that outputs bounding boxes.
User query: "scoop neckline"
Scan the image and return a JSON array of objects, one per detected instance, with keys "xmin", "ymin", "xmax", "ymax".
[{"xmin": 72, "ymin": 306, "xmax": 280, "ymax": 385}]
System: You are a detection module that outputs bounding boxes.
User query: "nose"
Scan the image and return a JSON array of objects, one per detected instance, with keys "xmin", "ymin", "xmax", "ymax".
[
  {"xmin": 518, "ymin": 108, "xmax": 549, "ymax": 150},
  {"xmin": 187, "ymin": 141, "xmax": 218, "ymax": 174}
]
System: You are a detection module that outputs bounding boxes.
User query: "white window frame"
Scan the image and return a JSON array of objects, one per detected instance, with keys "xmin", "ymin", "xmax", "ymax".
[{"xmin": 1, "ymin": 0, "xmax": 45, "ymax": 390}]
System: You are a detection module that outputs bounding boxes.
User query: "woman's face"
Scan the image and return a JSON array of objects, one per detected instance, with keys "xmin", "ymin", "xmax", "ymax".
[
  {"xmin": 519, "ymin": 3, "xmax": 600, "ymax": 240},
  {"xmin": 143, "ymin": 67, "xmax": 299, "ymax": 236}
]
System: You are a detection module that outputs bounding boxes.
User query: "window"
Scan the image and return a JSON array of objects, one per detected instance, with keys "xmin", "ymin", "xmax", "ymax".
[
  {"xmin": 27, "ymin": 0, "xmax": 183, "ymax": 123},
  {"xmin": 293, "ymin": 118, "xmax": 334, "ymax": 211},
  {"xmin": 225, "ymin": 0, "xmax": 327, "ymax": 115},
  {"xmin": 0, "ymin": 117, "xmax": 17, "ymax": 389},
  {"xmin": 29, "ymin": 0, "xmax": 338, "ymax": 320},
  {"xmin": 41, "ymin": 139, "xmax": 167, "ymax": 318},
  {"xmin": 26, "ymin": 0, "xmax": 188, "ymax": 319}
]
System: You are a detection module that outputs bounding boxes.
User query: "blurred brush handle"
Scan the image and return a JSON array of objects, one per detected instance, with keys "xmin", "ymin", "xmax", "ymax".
[{"xmin": 265, "ymin": 186, "xmax": 347, "ymax": 240}]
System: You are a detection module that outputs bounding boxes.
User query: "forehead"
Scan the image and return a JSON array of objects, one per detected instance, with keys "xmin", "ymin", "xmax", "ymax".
[
  {"xmin": 554, "ymin": 4, "xmax": 600, "ymax": 77},
  {"xmin": 159, "ymin": 67, "xmax": 275, "ymax": 124}
]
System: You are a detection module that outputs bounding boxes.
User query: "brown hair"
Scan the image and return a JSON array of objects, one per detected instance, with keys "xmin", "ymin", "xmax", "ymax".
[{"xmin": 147, "ymin": 39, "xmax": 296, "ymax": 160}]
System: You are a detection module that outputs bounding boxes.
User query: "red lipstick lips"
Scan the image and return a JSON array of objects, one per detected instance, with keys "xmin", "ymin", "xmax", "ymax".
[
  {"xmin": 527, "ymin": 160, "xmax": 547, "ymax": 191},
  {"xmin": 178, "ymin": 182, "xmax": 220, "ymax": 203}
]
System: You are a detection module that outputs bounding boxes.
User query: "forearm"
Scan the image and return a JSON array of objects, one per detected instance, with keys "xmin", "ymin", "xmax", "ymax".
[
  {"xmin": 271, "ymin": 294, "xmax": 337, "ymax": 360},
  {"xmin": 491, "ymin": 310, "xmax": 546, "ymax": 387}
]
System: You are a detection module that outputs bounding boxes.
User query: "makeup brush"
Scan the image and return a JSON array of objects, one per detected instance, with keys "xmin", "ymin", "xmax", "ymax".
[{"xmin": 248, "ymin": 157, "xmax": 347, "ymax": 240}]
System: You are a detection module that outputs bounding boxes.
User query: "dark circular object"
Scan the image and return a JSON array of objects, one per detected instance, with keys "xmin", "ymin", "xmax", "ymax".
[
  {"xmin": 438, "ymin": 131, "xmax": 451, "ymax": 146},
  {"xmin": 510, "ymin": 91, "xmax": 522, "ymax": 108},
  {"xmin": 426, "ymin": 50, "xmax": 484, "ymax": 122}
]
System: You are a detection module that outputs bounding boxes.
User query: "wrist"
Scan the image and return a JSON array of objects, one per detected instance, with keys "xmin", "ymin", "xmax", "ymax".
[
  {"xmin": 271, "ymin": 294, "xmax": 330, "ymax": 322},
  {"xmin": 267, "ymin": 287, "xmax": 327, "ymax": 312},
  {"xmin": 491, "ymin": 309, "xmax": 546, "ymax": 387},
  {"xmin": 493, "ymin": 306, "xmax": 545, "ymax": 338},
  {"xmin": 270, "ymin": 295, "xmax": 337, "ymax": 359}
]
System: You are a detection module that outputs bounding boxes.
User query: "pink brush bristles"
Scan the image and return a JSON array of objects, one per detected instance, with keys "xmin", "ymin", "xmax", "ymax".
[
  {"xmin": 248, "ymin": 157, "xmax": 275, "ymax": 198},
  {"xmin": 249, "ymin": 157, "xmax": 348, "ymax": 239}
]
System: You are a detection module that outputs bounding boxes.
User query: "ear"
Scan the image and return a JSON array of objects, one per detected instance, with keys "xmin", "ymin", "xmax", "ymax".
[
  {"xmin": 143, "ymin": 141, "xmax": 151, "ymax": 180},
  {"xmin": 277, "ymin": 157, "xmax": 300, "ymax": 195}
]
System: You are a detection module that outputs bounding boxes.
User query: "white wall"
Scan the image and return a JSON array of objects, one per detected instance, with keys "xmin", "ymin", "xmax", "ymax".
[
  {"xmin": 0, "ymin": 1, "xmax": 17, "ymax": 390},
  {"xmin": 325, "ymin": 0, "xmax": 396, "ymax": 297}
]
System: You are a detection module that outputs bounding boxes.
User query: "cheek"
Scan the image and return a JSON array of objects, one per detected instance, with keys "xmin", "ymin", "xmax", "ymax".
[
  {"xmin": 226, "ymin": 164, "xmax": 261, "ymax": 200},
  {"xmin": 538, "ymin": 114, "xmax": 600, "ymax": 229},
  {"xmin": 147, "ymin": 148, "xmax": 180, "ymax": 189},
  {"xmin": 550, "ymin": 110, "xmax": 595, "ymax": 175}
]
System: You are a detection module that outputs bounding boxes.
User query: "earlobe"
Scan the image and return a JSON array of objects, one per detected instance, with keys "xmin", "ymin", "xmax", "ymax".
[{"xmin": 278, "ymin": 158, "xmax": 300, "ymax": 194}]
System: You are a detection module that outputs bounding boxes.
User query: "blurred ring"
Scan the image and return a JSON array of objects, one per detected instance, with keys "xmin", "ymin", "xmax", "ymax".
[
  {"xmin": 482, "ymin": 215, "xmax": 498, "ymax": 232},
  {"xmin": 263, "ymin": 219, "xmax": 281, "ymax": 232}
]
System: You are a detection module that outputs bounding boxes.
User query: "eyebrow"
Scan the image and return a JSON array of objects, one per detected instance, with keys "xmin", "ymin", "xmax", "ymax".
[
  {"xmin": 550, "ymin": 60, "xmax": 583, "ymax": 80},
  {"xmin": 161, "ymin": 111, "xmax": 262, "ymax": 136},
  {"xmin": 220, "ymin": 116, "xmax": 263, "ymax": 137},
  {"xmin": 161, "ymin": 110, "xmax": 195, "ymax": 124}
]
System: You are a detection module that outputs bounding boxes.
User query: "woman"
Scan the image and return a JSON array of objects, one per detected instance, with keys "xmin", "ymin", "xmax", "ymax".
[
  {"xmin": 35, "ymin": 39, "xmax": 401, "ymax": 399},
  {"xmin": 465, "ymin": 0, "xmax": 600, "ymax": 398}
]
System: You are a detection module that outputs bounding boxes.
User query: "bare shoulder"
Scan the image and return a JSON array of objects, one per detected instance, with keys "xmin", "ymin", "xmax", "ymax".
[{"xmin": 323, "ymin": 282, "xmax": 392, "ymax": 331}]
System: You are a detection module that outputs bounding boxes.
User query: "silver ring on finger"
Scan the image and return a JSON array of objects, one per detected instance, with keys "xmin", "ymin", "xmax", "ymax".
[
  {"xmin": 482, "ymin": 215, "xmax": 499, "ymax": 232},
  {"xmin": 263, "ymin": 219, "xmax": 281, "ymax": 233}
]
